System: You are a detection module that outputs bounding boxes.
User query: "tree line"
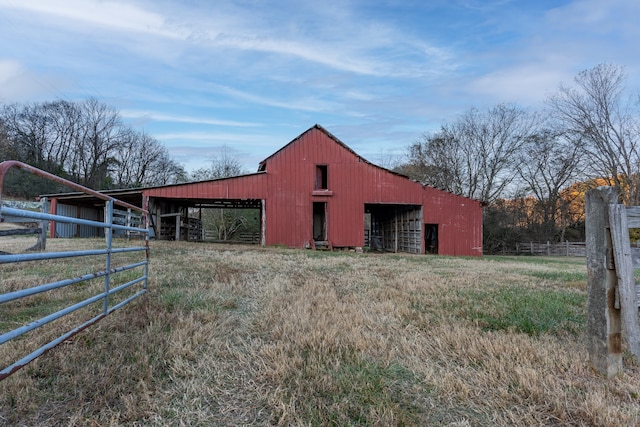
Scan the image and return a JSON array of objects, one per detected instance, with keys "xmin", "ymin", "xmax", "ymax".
[
  {"xmin": 397, "ymin": 63, "xmax": 640, "ymax": 253},
  {"xmin": 2, "ymin": 64, "xmax": 637, "ymax": 252},
  {"xmin": 0, "ymin": 98, "xmax": 186, "ymax": 198}
]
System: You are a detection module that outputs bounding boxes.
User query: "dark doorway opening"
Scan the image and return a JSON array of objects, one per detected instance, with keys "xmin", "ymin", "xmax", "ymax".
[
  {"xmin": 424, "ymin": 223, "xmax": 438, "ymax": 254},
  {"xmin": 313, "ymin": 202, "xmax": 327, "ymax": 242}
]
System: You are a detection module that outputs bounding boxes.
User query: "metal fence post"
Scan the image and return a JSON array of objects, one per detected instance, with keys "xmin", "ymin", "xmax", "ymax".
[
  {"xmin": 103, "ymin": 200, "xmax": 113, "ymax": 314},
  {"xmin": 0, "ymin": 160, "xmax": 150, "ymax": 381}
]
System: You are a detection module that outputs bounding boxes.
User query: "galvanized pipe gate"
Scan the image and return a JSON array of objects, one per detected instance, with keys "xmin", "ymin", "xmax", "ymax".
[{"xmin": 0, "ymin": 161, "xmax": 150, "ymax": 381}]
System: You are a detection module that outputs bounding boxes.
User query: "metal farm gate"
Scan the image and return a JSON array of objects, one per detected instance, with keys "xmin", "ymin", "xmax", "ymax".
[{"xmin": 0, "ymin": 161, "xmax": 150, "ymax": 380}]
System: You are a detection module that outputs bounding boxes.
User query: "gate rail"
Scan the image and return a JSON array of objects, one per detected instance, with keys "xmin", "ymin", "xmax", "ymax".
[{"xmin": 0, "ymin": 161, "xmax": 150, "ymax": 381}]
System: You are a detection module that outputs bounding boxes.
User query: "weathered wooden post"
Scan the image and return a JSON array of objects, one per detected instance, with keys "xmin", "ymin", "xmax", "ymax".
[
  {"xmin": 585, "ymin": 187, "xmax": 622, "ymax": 378},
  {"xmin": 37, "ymin": 197, "xmax": 47, "ymax": 250},
  {"xmin": 608, "ymin": 203, "xmax": 640, "ymax": 360}
]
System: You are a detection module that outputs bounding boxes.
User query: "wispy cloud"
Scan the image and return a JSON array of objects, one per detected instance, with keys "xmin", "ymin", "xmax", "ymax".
[
  {"xmin": 466, "ymin": 63, "xmax": 576, "ymax": 106},
  {"xmin": 0, "ymin": 59, "xmax": 22, "ymax": 85},
  {"xmin": 208, "ymin": 84, "xmax": 339, "ymax": 113},
  {"xmin": 154, "ymin": 131, "xmax": 275, "ymax": 144},
  {"xmin": 120, "ymin": 110, "xmax": 261, "ymax": 127},
  {"xmin": 0, "ymin": 0, "xmax": 454, "ymax": 78},
  {"xmin": 0, "ymin": 0, "xmax": 187, "ymax": 39},
  {"xmin": 1, "ymin": 0, "xmax": 638, "ymax": 173},
  {"xmin": 0, "ymin": 59, "xmax": 65, "ymax": 100}
]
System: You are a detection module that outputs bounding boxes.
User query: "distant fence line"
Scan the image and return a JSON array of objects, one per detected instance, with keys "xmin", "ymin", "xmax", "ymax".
[
  {"xmin": 514, "ymin": 241, "xmax": 587, "ymax": 257},
  {"xmin": 203, "ymin": 231, "xmax": 260, "ymax": 244}
]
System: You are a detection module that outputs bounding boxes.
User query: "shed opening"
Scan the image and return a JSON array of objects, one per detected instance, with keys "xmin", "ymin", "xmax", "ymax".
[
  {"xmin": 150, "ymin": 198, "xmax": 263, "ymax": 243},
  {"xmin": 364, "ymin": 204, "xmax": 422, "ymax": 254}
]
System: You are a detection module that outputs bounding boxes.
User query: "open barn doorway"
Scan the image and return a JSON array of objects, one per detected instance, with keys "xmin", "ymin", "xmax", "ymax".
[
  {"xmin": 312, "ymin": 202, "xmax": 327, "ymax": 243},
  {"xmin": 150, "ymin": 197, "xmax": 264, "ymax": 244},
  {"xmin": 424, "ymin": 223, "xmax": 438, "ymax": 254},
  {"xmin": 364, "ymin": 204, "xmax": 422, "ymax": 254}
]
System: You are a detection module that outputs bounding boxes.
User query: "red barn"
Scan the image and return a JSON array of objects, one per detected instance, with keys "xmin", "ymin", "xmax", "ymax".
[{"xmin": 138, "ymin": 124, "xmax": 483, "ymax": 256}]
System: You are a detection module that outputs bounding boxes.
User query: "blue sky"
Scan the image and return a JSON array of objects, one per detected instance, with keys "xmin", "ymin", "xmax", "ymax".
[{"xmin": 0, "ymin": 0, "xmax": 638, "ymax": 173}]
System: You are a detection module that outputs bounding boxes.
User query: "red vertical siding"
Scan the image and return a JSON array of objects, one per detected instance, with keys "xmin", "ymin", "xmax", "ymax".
[
  {"xmin": 143, "ymin": 173, "xmax": 268, "ymax": 200},
  {"xmin": 140, "ymin": 125, "xmax": 482, "ymax": 255},
  {"xmin": 262, "ymin": 126, "xmax": 481, "ymax": 254}
]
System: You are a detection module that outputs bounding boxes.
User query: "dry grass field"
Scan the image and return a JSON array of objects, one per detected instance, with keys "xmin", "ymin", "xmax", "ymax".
[{"xmin": 1, "ymin": 237, "xmax": 640, "ymax": 426}]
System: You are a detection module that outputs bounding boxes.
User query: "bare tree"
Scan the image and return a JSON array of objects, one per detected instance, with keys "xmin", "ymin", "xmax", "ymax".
[
  {"xmin": 191, "ymin": 146, "xmax": 244, "ymax": 181},
  {"xmin": 0, "ymin": 113, "xmax": 17, "ymax": 162},
  {"xmin": 403, "ymin": 103, "xmax": 537, "ymax": 203},
  {"xmin": 45, "ymin": 100, "xmax": 82, "ymax": 174},
  {"xmin": 114, "ymin": 130, "xmax": 186, "ymax": 187},
  {"xmin": 0, "ymin": 98, "xmax": 186, "ymax": 194},
  {"xmin": 150, "ymin": 155, "xmax": 188, "ymax": 186},
  {"xmin": 517, "ymin": 128, "xmax": 584, "ymax": 241},
  {"xmin": 191, "ymin": 146, "xmax": 249, "ymax": 240},
  {"xmin": 548, "ymin": 64, "xmax": 640, "ymax": 203},
  {"xmin": 399, "ymin": 131, "xmax": 465, "ymax": 194},
  {"xmin": 1, "ymin": 102, "xmax": 50, "ymax": 169},
  {"xmin": 72, "ymin": 98, "xmax": 124, "ymax": 189}
]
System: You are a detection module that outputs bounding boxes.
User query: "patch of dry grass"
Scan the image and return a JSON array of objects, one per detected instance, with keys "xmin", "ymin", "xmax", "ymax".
[{"xmin": 1, "ymin": 240, "xmax": 639, "ymax": 426}]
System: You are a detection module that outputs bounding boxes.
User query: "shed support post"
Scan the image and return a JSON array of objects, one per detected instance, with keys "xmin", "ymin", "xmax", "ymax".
[
  {"xmin": 126, "ymin": 208, "xmax": 132, "ymax": 240},
  {"xmin": 31, "ymin": 197, "xmax": 47, "ymax": 251},
  {"xmin": 394, "ymin": 207, "xmax": 398, "ymax": 253},
  {"xmin": 49, "ymin": 198, "xmax": 57, "ymax": 238},
  {"xmin": 175, "ymin": 214, "xmax": 180, "ymax": 241},
  {"xmin": 260, "ymin": 199, "xmax": 266, "ymax": 246},
  {"xmin": 585, "ymin": 187, "xmax": 622, "ymax": 378}
]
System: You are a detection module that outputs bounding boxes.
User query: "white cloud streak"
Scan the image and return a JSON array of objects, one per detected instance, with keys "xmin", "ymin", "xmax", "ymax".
[
  {"xmin": 120, "ymin": 110, "xmax": 262, "ymax": 127},
  {"xmin": 0, "ymin": 0, "xmax": 187, "ymax": 39},
  {"xmin": 0, "ymin": 0, "xmax": 453, "ymax": 78},
  {"xmin": 1, "ymin": 0, "xmax": 639, "ymax": 173}
]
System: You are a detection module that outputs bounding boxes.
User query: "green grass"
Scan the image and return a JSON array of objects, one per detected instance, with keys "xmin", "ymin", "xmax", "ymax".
[
  {"xmin": 451, "ymin": 286, "xmax": 586, "ymax": 336},
  {"xmin": 522, "ymin": 270, "xmax": 588, "ymax": 283},
  {"xmin": 279, "ymin": 350, "xmax": 430, "ymax": 425},
  {"xmin": 4, "ymin": 241, "xmax": 640, "ymax": 427}
]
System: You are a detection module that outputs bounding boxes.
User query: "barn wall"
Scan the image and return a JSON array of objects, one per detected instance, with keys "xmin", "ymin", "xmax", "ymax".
[
  {"xmin": 422, "ymin": 187, "xmax": 483, "ymax": 256},
  {"xmin": 263, "ymin": 126, "xmax": 379, "ymax": 247},
  {"xmin": 261, "ymin": 126, "xmax": 482, "ymax": 255},
  {"xmin": 118, "ymin": 125, "xmax": 483, "ymax": 256}
]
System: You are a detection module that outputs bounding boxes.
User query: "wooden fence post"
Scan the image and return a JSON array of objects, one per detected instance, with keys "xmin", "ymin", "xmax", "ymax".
[
  {"xmin": 608, "ymin": 203, "xmax": 640, "ymax": 360},
  {"xmin": 585, "ymin": 187, "xmax": 622, "ymax": 378}
]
